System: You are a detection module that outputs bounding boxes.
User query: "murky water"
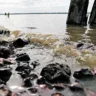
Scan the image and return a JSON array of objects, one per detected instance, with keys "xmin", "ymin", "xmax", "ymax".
[
  {"xmin": 0, "ymin": 14, "xmax": 96, "ymax": 44},
  {"xmin": 0, "ymin": 14, "xmax": 96, "ymax": 93}
]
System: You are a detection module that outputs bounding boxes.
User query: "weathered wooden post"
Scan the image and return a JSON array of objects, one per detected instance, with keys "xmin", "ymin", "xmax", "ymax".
[
  {"xmin": 89, "ymin": 0, "xmax": 96, "ymax": 26},
  {"xmin": 67, "ymin": 0, "xmax": 89, "ymax": 26}
]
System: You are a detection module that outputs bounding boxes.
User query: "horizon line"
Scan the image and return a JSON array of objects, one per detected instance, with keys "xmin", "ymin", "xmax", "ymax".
[{"xmin": 0, "ymin": 12, "xmax": 91, "ymax": 15}]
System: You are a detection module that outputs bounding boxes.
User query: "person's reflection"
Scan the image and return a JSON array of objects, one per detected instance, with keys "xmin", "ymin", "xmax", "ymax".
[
  {"xmin": 87, "ymin": 28, "xmax": 96, "ymax": 45},
  {"xmin": 66, "ymin": 25, "xmax": 86, "ymax": 42}
]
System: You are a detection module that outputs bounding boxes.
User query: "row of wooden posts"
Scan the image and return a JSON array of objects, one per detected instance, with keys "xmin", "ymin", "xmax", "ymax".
[{"xmin": 67, "ymin": 0, "xmax": 96, "ymax": 26}]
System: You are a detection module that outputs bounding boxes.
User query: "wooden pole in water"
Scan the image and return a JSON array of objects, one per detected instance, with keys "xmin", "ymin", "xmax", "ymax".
[{"xmin": 67, "ymin": 0, "xmax": 89, "ymax": 26}]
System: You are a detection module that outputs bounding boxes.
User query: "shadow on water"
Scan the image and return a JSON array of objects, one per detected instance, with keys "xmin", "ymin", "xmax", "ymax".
[
  {"xmin": 66, "ymin": 25, "xmax": 86, "ymax": 42},
  {"xmin": 66, "ymin": 25, "xmax": 96, "ymax": 45}
]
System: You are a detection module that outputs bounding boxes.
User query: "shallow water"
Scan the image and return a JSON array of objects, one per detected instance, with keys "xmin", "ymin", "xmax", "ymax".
[
  {"xmin": 0, "ymin": 14, "xmax": 96, "ymax": 44},
  {"xmin": 0, "ymin": 14, "xmax": 67, "ymax": 35},
  {"xmin": 0, "ymin": 14, "xmax": 96, "ymax": 93}
]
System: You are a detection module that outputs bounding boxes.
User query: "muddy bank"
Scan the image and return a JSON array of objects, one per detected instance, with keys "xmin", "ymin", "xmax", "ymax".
[{"xmin": 0, "ymin": 30, "xmax": 96, "ymax": 96}]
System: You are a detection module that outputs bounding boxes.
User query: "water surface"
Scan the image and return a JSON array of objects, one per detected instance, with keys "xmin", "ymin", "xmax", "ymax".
[
  {"xmin": 0, "ymin": 14, "xmax": 96, "ymax": 44},
  {"xmin": 0, "ymin": 14, "xmax": 96, "ymax": 92}
]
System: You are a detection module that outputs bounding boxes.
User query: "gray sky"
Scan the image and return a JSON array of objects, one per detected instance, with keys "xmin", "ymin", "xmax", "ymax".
[{"xmin": 0, "ymin": 0, "xmax": 94, "ymax": 13}]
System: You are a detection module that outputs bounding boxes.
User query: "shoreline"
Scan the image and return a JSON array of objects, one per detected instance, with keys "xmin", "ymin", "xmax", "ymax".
[{"xmin": 0, "ymin": 21, "xmax": 96, "ymax": 96}]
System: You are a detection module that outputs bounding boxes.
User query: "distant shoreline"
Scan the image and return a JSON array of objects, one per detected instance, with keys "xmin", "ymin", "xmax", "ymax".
[
  {"xmin": 0, "ymin": 13, "xmax": 68, "ymax": 15},
  {"xmin": 0, "ymin": 12, "xmax": 91, "ymax": 15}
]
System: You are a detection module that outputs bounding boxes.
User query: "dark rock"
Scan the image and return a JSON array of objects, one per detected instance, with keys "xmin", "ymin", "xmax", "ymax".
[
  {"xmin": 69, "ymin": 82, "xmax": 84, "ymax": 91},
  {"xmin": 24, "ymin": 78, "xmax": 32, "ymax": 87},
  {"xmin": 30, "ymin": 74, "xmax": 38, "ymax": 80},
  {"xmin": 68, "ymin": 82, "xmax": 87, "ymax": 96},
  {"xmin": 3, "ymin": 30, "xmax": 10, "ymax": 36},
  {"xmin": 16, "ymin": 53, "xmax": 30, "ymax": 61},
  {"xmin": 37, "ymin": 78, "xmax": 54, "ymax": 89},
  {"xmin": 0, "ymin": 41, "xmax": 9, "ymax": 46},
  {"xmin": 76, "ymin": 43, "xmax": 84, "ymax": 48},
  {"xmin": 40, "ymin": 63, "xmax": 71, "ymax": 83},
  {"xmin": 16, "ymin": 63, "xmax": 32, "ymax": 75},
  {"xmin": 28, "ymin": 88, "xmax": 38, "ymax": 93},
  {"xmin": 13, "ymin": 38, "xmax": 29, "ymax": 48},
  {"xmin": 54, "ymin": 84, "xmax": 65, "ymax": 91},
  {"xmin": 31, "ymin": 61, "xmax": 40, "ymax": 69},
  {"xmin": 3, "ymin": 60, "xmax": 13, "ymax": 65},
  {"xmin": 0, "ymin": 30, "xmax": 10, "ymax": 36},
  {"xmin": 18, "ymin": 71, "xmax": 28, "ymax": 79},
  {"xmin": 20, "ymin": 73, "xmax": 38, "ymax": 80},
  {"xmin": 37, "ymin": 77, "xmax": 46, "ymax": 85},
  {"xmin": 18, "ymin": 70, "xmax": 38, "ymax": 80},
  {"xmin": 73, "ymin": 68, "xmax": 93, "ymax": 79},
  {"xmin": 67, "ymin": 0, "xmax": 89, "ymax": 26},
  {"xmin": 0, "ymin": 68, "xmax": 12, "ymax": 82},
  {"xmin": 0, "ymin": 46, "xmax": 11, "ymax": 58},
  {"xmin": 76, "ymin": 43, "xmax": 94, "ymax": 50},
  {"xmin": 89, "ymin": 0, "xmax": 96, "ymax": 26},
  {"xmin": 0, "ymin": 30, "xmax": 3, "ymax": 34},
  {"xmin": 47, "ymin": 84, "xmax": 54, "ymax": 90}
]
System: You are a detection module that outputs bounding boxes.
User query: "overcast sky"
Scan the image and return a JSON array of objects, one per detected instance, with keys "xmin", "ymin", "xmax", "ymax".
[{"xmin": 0, "ymin": 0, "xmax": 94, "ymax": 13}]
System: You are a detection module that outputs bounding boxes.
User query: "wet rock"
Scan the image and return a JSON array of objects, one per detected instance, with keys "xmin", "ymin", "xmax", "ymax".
[
  {"xmin": 23, "ymin": 77, "xmax": 32, "ymax": 87},
  {"xmin": 0, "ymin": 68, "xmax": 12, "ymax": 82},
  {"xmin": 18, "ymin": 71, "xmax": 28, "ymax": 79},
  {"xmin": 69, "ymin": 82, "xmax": 87, "ymax": 96},
  {"xmin": 16, "ymin": 53, "xmax": 30, "ymax": 61},
  {"xmin": 67, "ymin": 0, "xmax": 89, "ymax": 25},
  {"xmin": 28, "ymin": 88, "xmax": 38, "ymax": 94},
  {"xmin": 16, "ymin": 63, "xmax": 32, "ymax": 75},
  {"xmin": 37, "ymin": 77, "xmax": 46, "ymax": 85},
  {"xmin": 31, "ymin": 61, "xmax": 40, "ymax": 69},
  {"xmin": 0, "ymin": 46, "xmax": 11, "ymax": 58},
  {"xmin": 69, "ymin": 82, "xmax": 84, "ymax": 91},
  {"xmin": 73, "ymin": 68, "xmax": 93, "ymax": 79},
  {"xmin": 40, "ymin": 63, "xmax": 71, "ymax": 83},
  {"xmin": 76, "ymin": 43, "xmax": 84, "ymax": 48},
  {"xmin": 0, "ymin": 29, "xmax": 10, "ymax": 36},
  {"xmin": 47, "ymin": 84, "xmax": 54, "ymax": 90},
  {"xmin": 20, "ymin": 73, "xmax": 38, "ymax": 80},
  {"xmin": 77, "ymin": 43, "xmax": 94, "ymax": 50},
  {"xmin": 30, "ymin": 74, "xmax": 38, "ymax": 80},
  {"xmin": 89, "ymin": 0, "xmax": 96, "ymax": 26},
  {"xmin": 0, "ymin": 30, "xmax": 3, "ymax": 34},
  {"xmin": 13, "ymin": 38, "xmax": 29, "ymax": 48},
  {"xmin": 54, "ymin": 84, "xmax": 65, "ymax": 91},
  {"xmin": 3, "ymin": 60, "xmax": 12, "ymax": 65},
  {"xmin": 0, "ymin": 41, "xmax": 9, "ymax": 46}
]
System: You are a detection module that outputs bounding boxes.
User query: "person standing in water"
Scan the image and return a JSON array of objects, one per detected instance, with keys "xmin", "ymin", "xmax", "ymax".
[{"xmin": 5, "ymin": 12, "xmax": 10, "ymax": 18}]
